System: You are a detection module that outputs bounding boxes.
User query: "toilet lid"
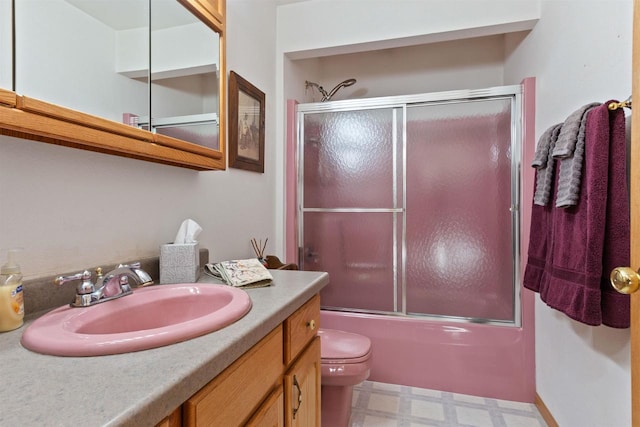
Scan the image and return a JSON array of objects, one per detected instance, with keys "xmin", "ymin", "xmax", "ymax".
[{"xmin": 318, "ymin": 328, "xmax": 372, "ymax": 362}]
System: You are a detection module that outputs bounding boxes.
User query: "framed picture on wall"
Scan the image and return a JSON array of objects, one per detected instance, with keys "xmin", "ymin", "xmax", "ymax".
[{"xmin": 229, "ymin": 71, "xmax": 265, "ymax": 173}]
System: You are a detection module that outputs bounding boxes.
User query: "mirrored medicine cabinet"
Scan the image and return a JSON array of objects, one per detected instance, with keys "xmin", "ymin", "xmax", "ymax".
[{"xmin": 0, "ymin": 0, "xmax": 226, "ymax": 170}]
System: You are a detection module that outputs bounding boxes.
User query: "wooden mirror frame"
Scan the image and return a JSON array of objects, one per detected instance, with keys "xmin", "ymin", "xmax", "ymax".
[{"xmin": 0, "ymin": 0, "xmax": 226, "ymax": 171}]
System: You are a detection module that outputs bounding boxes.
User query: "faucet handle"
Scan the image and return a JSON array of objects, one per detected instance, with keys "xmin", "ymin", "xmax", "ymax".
[
  {"xmin": 118, "ymin": 262, "xmax": 141, "ymax": 269},
  {"xmin": 54, "ymin": 270, "xmax": 95, "ymax": 295}
]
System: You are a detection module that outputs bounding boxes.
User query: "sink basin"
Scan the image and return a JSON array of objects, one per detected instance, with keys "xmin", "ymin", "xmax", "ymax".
[{"xmin": 21, "ymin": 283, "xmax": 252, "ymax": 357}]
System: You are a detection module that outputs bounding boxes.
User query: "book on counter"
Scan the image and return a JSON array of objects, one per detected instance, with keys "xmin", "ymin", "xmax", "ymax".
[{"xmin": 205, "ymin": 258, "xmax": 273, "ymax": 288}]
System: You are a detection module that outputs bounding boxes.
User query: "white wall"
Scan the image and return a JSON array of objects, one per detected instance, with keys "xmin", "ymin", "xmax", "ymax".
[
  {"xmin": 0, "ymin": 0, "xmax": 278, "ymax": 278},
  {"xmin": 504, "ymin": 1, "xmax": 633, "ymax": 426},
  {"xmin": 278, "ymin": 0, "xmax": 539, "ymax": 58},
  {"xmin": 294, "ymin": 35, "xmax": 506, "ymax": 102}
]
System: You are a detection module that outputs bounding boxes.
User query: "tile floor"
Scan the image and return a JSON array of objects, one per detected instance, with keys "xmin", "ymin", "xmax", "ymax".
[{"xmin": 350, "ymin": 381, "xmax": 548, "ymax": 427}]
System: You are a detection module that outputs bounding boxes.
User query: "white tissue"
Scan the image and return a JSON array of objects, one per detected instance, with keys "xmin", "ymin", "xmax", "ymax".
[{"xmin": 174, "ymin": 219, "xmax": 202, "ymax": 244}]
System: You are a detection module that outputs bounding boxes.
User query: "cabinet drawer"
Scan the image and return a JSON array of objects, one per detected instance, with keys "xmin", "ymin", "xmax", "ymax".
[
  {"xmin": 183, "ymin": 326, "xmax": 284, "ymax": 427},
  {"xmin": 284, "ymin": 295, "xmax": 320, "ymax": 365}
]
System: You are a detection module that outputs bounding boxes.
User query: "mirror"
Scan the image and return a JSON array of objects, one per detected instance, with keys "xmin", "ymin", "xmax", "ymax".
[
  {"xmin": 3, "ymin": 0, "xmax": 225, "ymax": 170},
  {"xmin": 14, "ymin": 0, "xmax": 150, "ymax": 125},
  {"xmin": 0, "ymin": 1, "xmax": 11, "ymax": 90},
  {"xmin": 150, "ymin": 0, "xmax": 220, "ymax": 151}
]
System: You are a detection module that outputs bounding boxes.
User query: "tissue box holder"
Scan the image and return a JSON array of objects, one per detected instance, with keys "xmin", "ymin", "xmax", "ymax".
[{"xmin": 160, "ymin": 243, "xmax": 200, "ymax": 284}]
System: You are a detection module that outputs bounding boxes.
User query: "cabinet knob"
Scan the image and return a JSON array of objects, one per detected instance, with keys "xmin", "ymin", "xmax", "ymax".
[{"xmin": 306, "ymin": 319, "xmax": 316, "ymax": 331}]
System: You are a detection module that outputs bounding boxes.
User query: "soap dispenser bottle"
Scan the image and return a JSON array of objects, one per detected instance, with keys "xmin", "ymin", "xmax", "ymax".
[{"xmin": 0, "ymin": 249, "xmax": 24, "ymax": 332}]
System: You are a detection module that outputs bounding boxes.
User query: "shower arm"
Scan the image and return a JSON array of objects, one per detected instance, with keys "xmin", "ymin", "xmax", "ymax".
[
  {"xmin": 322, "ymin": 79, "xmax": 357, "ymax": 101},
  {"xmin": 322, "ymin": 82, "xmax": 348, "ymax": 102}
]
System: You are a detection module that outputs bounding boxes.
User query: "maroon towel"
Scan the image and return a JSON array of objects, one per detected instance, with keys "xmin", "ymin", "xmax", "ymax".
[
  {"xmin": 522, "ymin": 192, "xmax": 553, "ymax": 294},
  {"xmin": 523, "ymin": 102, "xmax": 630, "ymax": 328}
]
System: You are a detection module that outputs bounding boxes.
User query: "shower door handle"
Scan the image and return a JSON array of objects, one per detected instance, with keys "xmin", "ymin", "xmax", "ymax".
[{"xmin": 304, "ymin": 247, "xmax": 319, "ymax": 263}]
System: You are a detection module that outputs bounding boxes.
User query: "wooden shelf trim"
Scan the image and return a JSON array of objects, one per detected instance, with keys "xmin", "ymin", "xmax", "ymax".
[
  {"xmin": 0, "ymin": 88, "xmax": 16, "ymax": 107},
  {"xmin": 180, "ymin": 0, "xmax": 225, "ymax": 33},
  {"xmin": 18, "ymin": 95, "xmax": 152, "ymax": 141},
  {"xmin": 0, "ymin": 104, "xmax": 223, "ymax": 170}
]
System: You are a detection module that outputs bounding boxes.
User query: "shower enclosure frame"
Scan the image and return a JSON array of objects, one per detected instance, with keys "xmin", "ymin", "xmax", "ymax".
[{"xmin": 296, "ymin": 84, "xmax": 523, "ymax": 327}]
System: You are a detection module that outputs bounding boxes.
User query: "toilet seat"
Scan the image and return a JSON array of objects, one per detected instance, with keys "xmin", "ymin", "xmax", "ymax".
[{"xmin": 318, "ymin": 328, "xmax": 372, "ymax": 365}]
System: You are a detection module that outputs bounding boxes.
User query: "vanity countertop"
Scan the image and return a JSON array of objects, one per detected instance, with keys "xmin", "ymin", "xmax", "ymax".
[{"xmin": 0, "ymin": 269, "xmax": 328, "ymax": 426}]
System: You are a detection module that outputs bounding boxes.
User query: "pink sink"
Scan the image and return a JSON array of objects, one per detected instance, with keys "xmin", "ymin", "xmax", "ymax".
[{"xmin": 21, "ymin": 283, "xmax": 252, "ymax": 357}]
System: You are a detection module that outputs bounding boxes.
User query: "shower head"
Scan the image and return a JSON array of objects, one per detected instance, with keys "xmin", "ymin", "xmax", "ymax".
[
  {"xmin": 305, "ymin": 79, "xmax": 357, "ymax": 102},
  {"xmin": 323, "ymin": 78, "xmax": 357, "ymax": 102},
  {"xmin": 340, "ymin": 78, "xmax": 357, "ymax": 87}
]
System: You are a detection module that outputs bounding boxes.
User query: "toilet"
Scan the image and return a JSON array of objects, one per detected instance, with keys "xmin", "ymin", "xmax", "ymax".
[{"xmin": 318, "ymin": 328, "xmax": 372, "ymax": 427}]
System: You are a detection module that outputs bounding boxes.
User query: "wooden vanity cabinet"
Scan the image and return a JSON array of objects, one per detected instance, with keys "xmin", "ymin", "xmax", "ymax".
[{"xmin": 157, "ymin": 294, "xmax": 321, "ymax": 427}]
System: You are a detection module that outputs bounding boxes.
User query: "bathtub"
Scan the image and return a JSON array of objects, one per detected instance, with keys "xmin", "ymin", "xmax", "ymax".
[{"xmin": 320, "ymin": 291, "xmax": 536, "ymax": 403}]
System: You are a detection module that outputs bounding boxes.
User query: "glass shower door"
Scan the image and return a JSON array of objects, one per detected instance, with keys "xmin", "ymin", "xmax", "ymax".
[
  {"xmin": 297, "ymin": 87, "xmax": 520, "ymax": 324},
  {"xmin": 300, "ymin": 108, "xmax": 403, "ymax": 312},
  {"xmin": 405, "ymin": 99, "xmax": 516, "ymax": 321}
]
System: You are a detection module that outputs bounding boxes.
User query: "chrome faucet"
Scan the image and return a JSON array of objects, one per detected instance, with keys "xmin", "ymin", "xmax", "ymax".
[{"xmin": 54, "ymin": 262, "xmax": 154, "ymax": 307}]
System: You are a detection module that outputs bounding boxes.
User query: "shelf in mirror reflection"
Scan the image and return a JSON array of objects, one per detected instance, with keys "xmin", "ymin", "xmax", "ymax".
[{"xmin": 125, "ymin": 112, "xmax": 220, "ymax": 151}]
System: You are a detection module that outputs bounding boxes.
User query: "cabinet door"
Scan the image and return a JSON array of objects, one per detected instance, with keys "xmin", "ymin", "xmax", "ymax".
[
  {"xmin": 246, "ymin": 385, "xmax": 285, "ymax": 427},
  {"xmin": 284, "ymin": 337, "xmax": 321, "ymax": 427}
]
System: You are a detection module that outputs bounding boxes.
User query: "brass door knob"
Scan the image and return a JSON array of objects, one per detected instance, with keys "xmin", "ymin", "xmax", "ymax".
[{"xmin": 610, "ymin": 267, "xmax": 640, "ymax": 294}]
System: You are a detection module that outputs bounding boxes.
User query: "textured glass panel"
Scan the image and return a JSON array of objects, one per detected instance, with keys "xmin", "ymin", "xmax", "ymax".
[
  {"xmin": 302, "ymin": 212, "xmax": 396, "ymax": 312},
  {"xmin": 405, "ymin": 99, "xmax": 514, "ymax": 321},
  {"xmin": 303, "ymin": 109, "xmax": 395, "ymax": 208}
]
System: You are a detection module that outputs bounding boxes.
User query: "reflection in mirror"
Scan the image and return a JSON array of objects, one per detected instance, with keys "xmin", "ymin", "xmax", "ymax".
[
  {"xmin": 149, "ymin": 0, "xmax": 220, "ymax": 151},
  {"xmin": 0, "ymin": 1, "xmax": 12, "ymax": 90},
  {"xmin": 14, "ymin": 0, "xmax": 149, "ymax": 123}
]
